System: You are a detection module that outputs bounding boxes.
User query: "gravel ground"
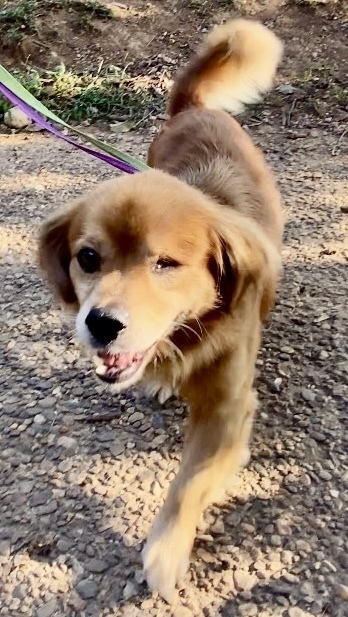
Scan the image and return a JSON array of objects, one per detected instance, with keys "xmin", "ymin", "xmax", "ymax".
[{"xmin": 0, "ymin": 121, "xmax": 347, "ymax": 617}]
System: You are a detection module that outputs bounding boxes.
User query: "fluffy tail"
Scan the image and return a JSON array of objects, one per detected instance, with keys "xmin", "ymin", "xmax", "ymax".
[{"xmin": 168, "ymin": 19, "xmax": 283, "ymax": 117}]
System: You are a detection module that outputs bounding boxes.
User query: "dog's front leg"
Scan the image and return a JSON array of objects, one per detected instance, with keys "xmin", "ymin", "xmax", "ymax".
[{"xmin": 142, "ymin": 361, "xmax": 257, "ymax": 602}]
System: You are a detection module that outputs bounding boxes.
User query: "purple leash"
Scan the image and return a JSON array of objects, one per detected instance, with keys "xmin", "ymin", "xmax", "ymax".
[{"xmin": 0, "ymin": 81, "xmax": 139, "ymax": 174}]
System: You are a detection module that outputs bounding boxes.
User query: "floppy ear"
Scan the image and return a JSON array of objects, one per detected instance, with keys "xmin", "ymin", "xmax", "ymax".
[
  {"xmin": 38, "ymin": 205, "xmax": 78, "ymax": 306},
  {"xmin": 210, "ymin": 211, "xmax": 281, "ymax": 321}
]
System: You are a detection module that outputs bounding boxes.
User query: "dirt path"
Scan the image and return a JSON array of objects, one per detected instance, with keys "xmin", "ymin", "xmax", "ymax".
[
  {"xmin": 1, "ymin": 1, "xmax": 348, "ymax": 615},
  {"xmin": 0, "ymin": 115, "xmax": 347, "ymax": 616}
]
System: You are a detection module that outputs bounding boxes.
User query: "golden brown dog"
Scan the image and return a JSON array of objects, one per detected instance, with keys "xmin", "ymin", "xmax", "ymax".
[{"xmin": 39, "ymin": 19, "xmax": 284, "ymax": 602}]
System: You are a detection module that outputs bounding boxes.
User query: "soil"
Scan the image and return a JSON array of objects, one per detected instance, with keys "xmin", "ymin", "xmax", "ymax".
[
  {"xmin": 1, "ymin": 0, "xmax": 347, "ymax": 120},
  {"xmin": 0, "ymin": 1, "xmax": 347, "ymax": 616}
]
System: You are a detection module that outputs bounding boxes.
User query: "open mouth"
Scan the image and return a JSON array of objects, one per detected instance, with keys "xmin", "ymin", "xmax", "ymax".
[{"xmin": 94, "ymin": 349, "xmax": 151, "ymax": 384}]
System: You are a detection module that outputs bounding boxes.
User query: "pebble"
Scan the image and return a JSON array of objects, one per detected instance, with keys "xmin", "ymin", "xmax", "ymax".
[
  {"xmin": 56, "ymin": 436, "xmax": 77, "ymax": 450},
  {"xmin": 39, "ymin": 397, "xmax": 56, "ymax": 409},
  {"xmin": 36, "ymin": 599, "xmax": 58, "ymax": 617},
  {"xmin": 67, "ymin": 591, "xmax": 86, "ymax": 611},
  {"xmin": 109, "ymin": 442, "xmax": 125, "ymax": 456},
  {"xmin": 270, "ymin": 535, "xmax": 282, "ymax": 547},
  {"xmin": 301, "ymin": 388, "xmax": 316, "ymax": 403},
  {"xmin": 277, "ymin": 84, "xmax": 295, "ymax": 95},
  {"xmin": 38, "ymin": 500, "xmax": 58, "ymax": 515},
  {"xmin": 0, "ymin": 541, "xmax": 11, "ymax": 557},
  {"xmin": 173, "ymin": 607, "xmax": 192, "ymax": 617},
  {"xmin": 210, "ymin": 519, "xmax": 225, "ymax": 534},
  {"xmin": 4, "ymin": 107, "xmax": 32, "ymax": 129},
  {"xmin": 197, "ymin": 548, "xmax": 216, "ymax": 564},
  {"xmin": 287, "ymin": 608, "xmax": 307, "ymax": 617},
  {"xmin": 123, "ymin": 581, "xmax": 137, "ymax": 600},
  {"xmin": 335, "ymin": 583, "xmax": 348, "ymax": 601},
  {"xmin": 275, "ymin": 518, "xmax": 292, "ymax": 535},
  {"xmin": 57, "ymin": 459, "xmax": 74, "ymax": 473},
  {"xmin": 128, "ymin": 411, "xmax": 144, "ymax": 423},
  {"xmin": 238, "ymin": 603, "xmax": 258, "ymax": 616},
  {"xmin": 76, "ymin": 579, "xmax": 98, "ymax": 600},
  {"xmin": 31, "ymin": 490, "xmax": 53, "ymax": 507},
  {"xmin": 85, "ymin": 558, "xmax": 109, "ymax": 573},
  {"xmin": 233, "ymin": 570, "xmax": 256, "ymax": 592},
  {"xmin": 33, "ymin": 414, "xmax": 46, "ymax": 425}
]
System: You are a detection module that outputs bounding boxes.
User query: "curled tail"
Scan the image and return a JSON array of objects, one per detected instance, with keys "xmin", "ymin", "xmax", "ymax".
[{"xmin": 168, "ymin": 19, "xmax": 283, "ymax": 117}]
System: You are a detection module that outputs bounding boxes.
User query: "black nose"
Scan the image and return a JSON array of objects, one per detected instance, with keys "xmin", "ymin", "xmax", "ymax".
[{"xmin": 85, "ymin": 308, "xmax": 125, "ymax": 346}]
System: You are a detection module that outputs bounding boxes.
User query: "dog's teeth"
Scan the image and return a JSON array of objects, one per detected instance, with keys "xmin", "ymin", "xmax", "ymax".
[{"xmin": 95, "ymin": 364, "xmax": 107, "ymax": 377}]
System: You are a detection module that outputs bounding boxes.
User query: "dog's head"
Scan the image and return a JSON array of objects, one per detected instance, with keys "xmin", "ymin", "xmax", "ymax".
[{"xmin": 39, "ymin": 170, "xmax": 280, "ymax": 390}]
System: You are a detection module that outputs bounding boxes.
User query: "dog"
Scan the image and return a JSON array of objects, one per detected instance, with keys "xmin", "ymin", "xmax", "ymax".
[{"xmin": 39, "ymin": 19, "xmax": 284, "ymax": 602}]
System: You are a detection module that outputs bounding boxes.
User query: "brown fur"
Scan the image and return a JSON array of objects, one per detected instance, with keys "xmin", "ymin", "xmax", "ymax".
[{"xmin": 39, "ymin": 19, "xmax": 284, "ymax": 602}]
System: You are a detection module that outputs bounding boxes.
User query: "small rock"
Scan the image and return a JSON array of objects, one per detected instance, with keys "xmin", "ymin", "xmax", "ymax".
[
  {"xmin": 36, "ymin": 599, "xmax": 58, "ymax": 617},
  {"xmin": 335, "ymin": 583, "xmax": 348, "ymax": 601},
  {"xmin": 134, "ymin": 569, "xmax": 145, "ymax": 584},
  {"xmin": 296, "ymin": 540, "xmax": 311, "ymax": 553},
  {"xmin": 280, "ymin": 346, "xmax": 294, "ymax": 354},
  {"xmin": 109, "ymin": 442, "xmax": 125, "ymax": 457},
  {"xmin": 275, "ymin": 518, "xmax": 291, "ymax": 535},
  {"xmin": 39, "ymin": 397, "xmax": 56, "ymax": 409},
  {"xmin": 0, "ymin": 540, "xmax": 11, "ymax": 557},
  {"xmin": 33, "ymin": 414, "xmax": 46, "ymax": 425},
  {"xmin": 12, "ymin": 584, "xmax": 26, "ymax": 600},
  {"xmin": 173, "ymin": 607, "xmax": 192, "ymax": 617},
  {"xmin": 123, "ymin": 581, "xmax": 137, "ymax": 600},
  {"xmin": 287, "ymin": 608, "xmax": 307, "ymax": 617},
  {"xmin": 76, "ymin": 579, "xmax": 98, "ymax": 600},
  {"xmin": 238, "ymin": 603, "xmax": 258, "ymax": 617},
  {"xmin": 67, "ymin": 591, "xmax": 86, "ymax": 611},
  {"xmin": 210, "ymin": 519, "xmax": 225, "ymax": 534},
  {"xmin": 277, "ymin": 84, "xmax": 295, "ymax": 95},
  {"xmin": 4, "ymin": 107, "xmax": 32, "ymax": 129},
  {"xmin": 38, "ymin": 500, "xmax": 58, "ymax": 515},
  {"xmin": 197, "ymin": 548, "xmax": 215, "ymax": 564},
  {"xmin": 253, "ymin": 560, "xmax": 268, "ymax": 575},
  {"xmin": 57, "ymin": 459, "xmax": 74, "ymax": 473},
  {"xmin": 233, "ymin": 570, "xmax": 256, "ymax": 592},
  {"xmin": 85, "ymin": 558, "xmax": 109, "ymax": 573},
  {"xmin": 128, "ymin": 411, "xmax": 144, "ymax": 423},
  {"xmin": 270, "ymin": 534, "xmax": 282, "ymax": 547},
  {"xmin": 31, "ymin": 490, "xmax": 53, "ymax": 507},
  {"xmin": 57, "ymin": 436, "xmax": 77, "ymax": 450},
  {"xmin": 57, "ymin": 538, "xmax": 74, "ymax": 553},
  {"xmin": 330, "ymin": 489, "xmax": 339, "ymax": 498},
  {"xmin": 269, "ymin": 561, "xmax": 284, "ymax": 574},
  {"xmin": 301, "ymin": 388, "xmax": 315, "ymax": 403}
]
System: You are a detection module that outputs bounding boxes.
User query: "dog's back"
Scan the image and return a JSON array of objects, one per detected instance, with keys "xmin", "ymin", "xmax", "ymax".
[{"xmin": 148, "ymin": 19, "xmax": 284, "ymax": 248}]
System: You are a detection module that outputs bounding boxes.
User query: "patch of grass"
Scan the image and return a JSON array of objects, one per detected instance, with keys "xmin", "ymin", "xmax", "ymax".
[
  {"xmin": 0, "ymin": 0, "xmax": 37, "ymax": 42},
  {"xmin": 0, "ymin": 63, "xmax": 165, "ymax": 124},
  {"xmin": 296, "ymin": 65, "xmax": 348, "ymax": 107},
  {"xmin": 184, "ymin": 0, "xmax": 238, "ymax": 11},
  {"xmin": 0, "ymin": 0, "xmax": 113, "ymax": 43}
]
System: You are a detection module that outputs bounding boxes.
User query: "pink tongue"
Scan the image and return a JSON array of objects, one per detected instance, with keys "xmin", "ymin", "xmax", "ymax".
[{"xmin": 103, "ymin": 352, "xmax": 137, "ymax": 370}]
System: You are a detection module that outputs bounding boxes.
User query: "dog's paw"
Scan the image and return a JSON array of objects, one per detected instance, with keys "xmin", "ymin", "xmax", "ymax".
[
  {"xmin": 142, "ymin": 517, "xmax": 192, "ymax": 603},
  {"xmin": 145, "ymin": 382, "xmax": 177, "ymax": 404}
]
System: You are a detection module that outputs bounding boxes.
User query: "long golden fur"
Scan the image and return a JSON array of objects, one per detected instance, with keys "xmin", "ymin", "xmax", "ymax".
[{"xmin": 39, "ymin": 19, "xmax": 284, "ymax": 602}]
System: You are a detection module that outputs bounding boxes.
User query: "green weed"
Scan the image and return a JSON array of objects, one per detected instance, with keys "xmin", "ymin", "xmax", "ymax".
[{"xmin": 0, "ymin": 63, "xmax": 164, "ymax": 124}]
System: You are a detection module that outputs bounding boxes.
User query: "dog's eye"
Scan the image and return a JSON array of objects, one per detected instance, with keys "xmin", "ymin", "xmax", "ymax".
[
  {"xmin": 154, "ymin": 257, "xmax": 181, "ymax": 272},
  {"xmin": 76, "ymin": 247, "xmax": 101, "ymax": 274}
]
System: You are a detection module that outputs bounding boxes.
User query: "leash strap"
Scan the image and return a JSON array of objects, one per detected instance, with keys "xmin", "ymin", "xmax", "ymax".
[{"xmin": 0, "ymin": 64, "xmax": 150, "ymax": 174}]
